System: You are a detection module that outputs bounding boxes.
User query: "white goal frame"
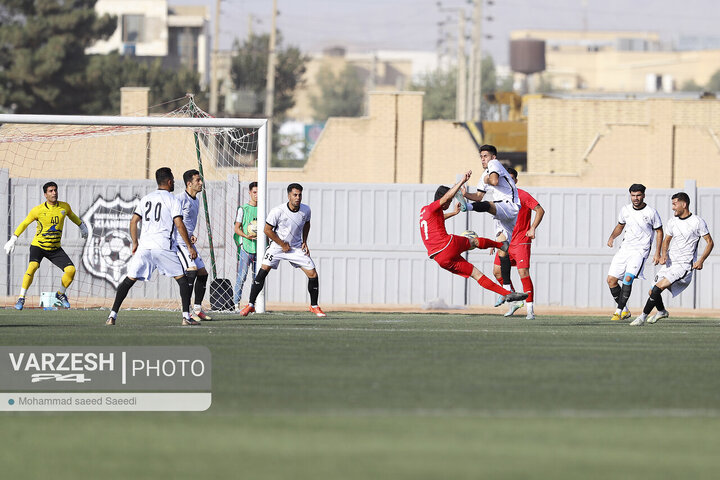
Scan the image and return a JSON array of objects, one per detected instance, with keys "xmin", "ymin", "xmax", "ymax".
[{"xmin": 0, "ymin": 113, "xmax": 270, "ymax": 313}]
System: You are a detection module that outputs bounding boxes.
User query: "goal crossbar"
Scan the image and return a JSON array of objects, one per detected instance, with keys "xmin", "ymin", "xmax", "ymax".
[{"xmin": 0, "ymin": 113, "xmax": 269, "ymax": 313}]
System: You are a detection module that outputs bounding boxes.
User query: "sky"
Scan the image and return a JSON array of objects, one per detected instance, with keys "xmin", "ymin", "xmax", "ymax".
[{"xmin": 172, "ymin": 0, "xmax": 720, "ymax": 64}]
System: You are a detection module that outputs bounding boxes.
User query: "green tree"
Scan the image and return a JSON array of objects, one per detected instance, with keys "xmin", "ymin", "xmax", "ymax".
[
  {"xmin": 410, "ymin": 68, "xmax": 456, "ymax": 120},
  {"xmin": 230, "ymin": 32, "xmax": 308, "ymax": 120},
  {"xmin": 706, "ymin": 69, "xmax": 720, "ymax": 91},
  {"xmin": 410, "ymin": 55, "xmax": 505, "ymax": 120},
  {"xmin": 310, "ymin": 64, "xmax": 365, "ymax": 121},
  {"xmin": 680, "ymin": 78, "xmax": 703, "ymax": 92},
  {"xmin": 0, "ymin": 0, "xmax": 116, "ymax": 113},
  {"xmin": 83, "ymin": 54, "xmax": 203, "ymax": 115}
]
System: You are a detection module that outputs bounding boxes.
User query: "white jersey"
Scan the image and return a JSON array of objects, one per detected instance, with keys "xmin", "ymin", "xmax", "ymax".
[
  {"xmin": 134, "ymin": 189, "xmax": 182, "ymax": 251},
  {"xmin": 265, "ymin": 203, "xmax": 311, "ymax": 249},
  {"xmin": 617, "ymin": 203, "xmax": 662, "ymax": 257},
  {"xmin": 665, "ymin": 214, "xmax": 709, "ymax": 268},
  {"xmin": 477, "ymin": 159, "xmax": 520, "ymax": 205},
  {"xmin": 174, "ymin": 191, "xmax": 200, "ymax": 247}
]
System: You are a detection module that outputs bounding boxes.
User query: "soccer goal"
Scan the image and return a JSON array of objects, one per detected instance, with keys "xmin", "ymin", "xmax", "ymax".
[{"xmin": 0, "ymin": 97, "xmax": 270, "ymax": 313}]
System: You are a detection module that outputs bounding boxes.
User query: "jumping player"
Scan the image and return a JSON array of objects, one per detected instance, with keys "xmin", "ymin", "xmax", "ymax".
[
  {"xmin": 420, "ymin": 170, "xmax": 528, "ymax": 304},
  {"xmin": 461, "ymin": 145, "xmax": 521, "ymax": 301},
  {"xmin": 3, "ymin": 181, "xmax": 88, "ymax": 310}
]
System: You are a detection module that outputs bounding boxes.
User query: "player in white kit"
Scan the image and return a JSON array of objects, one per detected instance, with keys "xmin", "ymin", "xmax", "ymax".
[
  {"xmin": 175, "ymin": 169, "xmax": 212, "ymax": 321},
  {"xmin": 239, "ymin": 183, "xmax": 326, "ymax": 317},
  {"xmin": 461, "ymin": 144, "xmax": 521, "ymax": 303},
  {"xmin": 631, "ymin": 192, "xmax": 714, "ymax": 326},
  {"xmin": 107, "ymin": 167, "xmax": 198, "ymax": 326},
  {"xmin": 606, "ymin": 184, "xmax": 663, "ymax": 321}
]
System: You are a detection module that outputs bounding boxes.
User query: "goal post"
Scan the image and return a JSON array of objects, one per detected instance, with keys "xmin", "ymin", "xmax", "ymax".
[{"xmin": 0, "ymin": 106, "xmax": 269, "ymax": 313}]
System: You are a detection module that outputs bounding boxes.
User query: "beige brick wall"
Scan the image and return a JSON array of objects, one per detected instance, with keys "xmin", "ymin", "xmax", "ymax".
[
  {"xmin": 525, "ymin": 97, "xmax": 720, "ymax": 188},
  {"xmin": 3, "ymin": 91, "xmax": 720, "ymax": 189}
]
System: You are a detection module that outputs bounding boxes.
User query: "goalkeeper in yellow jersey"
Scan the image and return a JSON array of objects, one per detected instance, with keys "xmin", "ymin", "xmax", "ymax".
[{"xmin": 3, "ymin": 182, "xmax": 88, "ymax": 310}]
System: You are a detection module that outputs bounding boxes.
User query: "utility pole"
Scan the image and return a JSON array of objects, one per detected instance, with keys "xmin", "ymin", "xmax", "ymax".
[
  {"xmin": 209, "ymin": 0, "xmax": 221, "ymax": 115},
  {"xmin": 456, "ymin": 10, "xmax": 467, "ymax": 121},
  {"xmin": 264, "ymin": 0, "xmax": 278, "ymax": 160},
  {"xmin": 470, "ymin": 0, "xmax": 483, "ymax": 120}
]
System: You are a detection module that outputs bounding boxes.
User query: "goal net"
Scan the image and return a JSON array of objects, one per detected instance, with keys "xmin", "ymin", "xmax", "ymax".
[{"xmin": 0, "ymin": 97, "xmax": 268, "ymax": 312}]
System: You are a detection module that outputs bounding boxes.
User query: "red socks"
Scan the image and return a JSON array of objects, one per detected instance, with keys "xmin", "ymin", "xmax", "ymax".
[
  {"xmin": 521, "ymin": 276, "xmax": 534, "ymax": 302},
  {"xmin": 475, "ymin": 237, "xmax": 503, "ymax": 250},
  {"xmin": 477, "ymin": 275, "xmax": 510, "ymax": 296}
]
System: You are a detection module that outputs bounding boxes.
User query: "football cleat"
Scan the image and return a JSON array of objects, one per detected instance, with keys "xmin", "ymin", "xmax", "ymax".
[
  {"xmin": 454, "ymin": 190, "xmax": 468, "ymax": 212},
  {"xmin": 610, "ymin": 312, "xmax": 622, "ymax": 321},
  {"xmin": 182, "ymin": 317, "xmax": 200, "ymax": 326},
  {"xmin": 630, "ymin": 315, "xmax": 646, "ymax": 326},
  {"xmin": 106, "ymin": 316, "xmax": 116, "ymax": 326},
  {"xmin": 56, "ymin": 292, "xmax": 71, "ymax": 309},
  {"xmin": 14, "ymin": 297, "xmax": 25, "ymax": 310},
  {"xmin": 504, "ymin": 301, "xmax": 524, "ymax": 317},
  {"xmin": 505, "ymin": 291, "xmax": 528, "ymax": 303},
  {"xmin": 494, "ymin": 293, "xmax": 506, "ymax": 307},
  {"xmin": 525, "ymin": 312, "xmax": 536, "ymax": 320},
  {"xmin": 239, "ymin": 304, "xmax": 255, "ymax": 317},
  {"xmin": 647, "ymin": 310, "xmax": 669, "ymax": 324},
  {"xmin": 193, "ymin": 310, "xmax": 212, "ymax": 321},
  {"xmin": 621, "ymin": 310, "xmax": 632, "ymax": 320},
  {"xmin": 309, "ymin": 306, "xmax": 327, "ymax": 317}
]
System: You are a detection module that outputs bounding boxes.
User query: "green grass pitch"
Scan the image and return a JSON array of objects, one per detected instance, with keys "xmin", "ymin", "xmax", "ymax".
[{"xmin": 1, "ymin": 309, "xmax": 720, "ymax": 479}]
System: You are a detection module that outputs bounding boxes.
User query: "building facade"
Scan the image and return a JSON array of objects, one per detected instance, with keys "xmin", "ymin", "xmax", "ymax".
[{"xmin": 87, "ymin": 0, "xmax": 210, "ymax": 87}]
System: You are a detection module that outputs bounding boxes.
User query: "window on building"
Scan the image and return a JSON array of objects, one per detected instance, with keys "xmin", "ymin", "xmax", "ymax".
[
  {"xmin": 168, "ymin": 27, "xmax": 199, "ymax": 71},
  {"xmin": 122, "ymin": 14, "xmax": 145, "ymax": 43}
]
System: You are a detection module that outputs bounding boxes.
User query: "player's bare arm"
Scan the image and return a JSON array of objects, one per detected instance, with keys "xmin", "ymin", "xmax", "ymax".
[
  {"xmin": 174, "ymin": 217, "xmax": 197, "ymax": 259},
  {"xmin": 659, "ymin": 234, "xmax": 672, "ymax": 265},
  {"xmin": 692, "ymin": 233, "xmax": 714, "ymax": 270},
  {"xmin": 464, "ymin": 189, "xmax": 485, "ymax": 202},
  {"xmin": 486, "ymin": 171, "xmax": 500, "ymax": 186},
  {"xmin": 302, "ymin": 221, "xmax": 311, "ymax": 255},
  {"xmin": 526, "ymin": 204, "xmax": 545, "ymax": 239},
  {"xmin": 444, "ymin": 202, "xmax": 461, "ymax": 220},
  {"xmin": 652, "ymin": 227, "xmax": 664, "ymax": 264},
  {"xmin": 264, "ymin": 223, "xmax": 290, "ymax": 252},
  {"xmin": 441, "ymin": 170, "xmax": 472, "ymax": 206},
  {"xmin": 607, "ymin": 223, "xmax": 625, "ymax": 248},
  {"xmin": 129, "ymin": 214, "xmax": 141, "ymax": 254}
]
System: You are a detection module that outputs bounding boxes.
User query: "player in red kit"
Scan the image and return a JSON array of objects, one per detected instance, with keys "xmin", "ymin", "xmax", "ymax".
[
  {"xmin": 492, "ymin": 168, "xmax": 545, "ymax": 319},
  {"xmin": 420, "ymin": 170, "xmax": 529, "ymax": 304}
]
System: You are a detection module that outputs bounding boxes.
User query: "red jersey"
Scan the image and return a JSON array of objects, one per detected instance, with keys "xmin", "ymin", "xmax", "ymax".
[
  {"xmin": 511, "ymin": 189, "xmax": 540, "ymax": 246},
  {"xmin": 419, "ymin": 200, "xmax": 452, "ymax": 256}
]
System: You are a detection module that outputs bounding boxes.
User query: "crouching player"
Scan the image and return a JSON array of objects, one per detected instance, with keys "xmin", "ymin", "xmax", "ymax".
[
  {"xmin": 3, "ymin": 181, "xmax": 88, "ymax": 309},
  {"xmin": 420, "ymin": 170, "xmax": 528, "ymax": 304}
]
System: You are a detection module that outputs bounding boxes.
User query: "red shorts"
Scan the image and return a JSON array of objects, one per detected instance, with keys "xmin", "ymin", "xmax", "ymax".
[
  {"xmin": 432, "ymin": 235, "xmax": 474, "ymax": 278},
  {"xmin": 494, "ymin": 243, "xmax": 531, "ymax": 268}
]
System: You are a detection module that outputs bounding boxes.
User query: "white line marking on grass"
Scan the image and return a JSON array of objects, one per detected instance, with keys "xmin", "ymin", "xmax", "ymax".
[{"xmin": 225, "ymin": 407, "xmax": 720, "ymax": 419}]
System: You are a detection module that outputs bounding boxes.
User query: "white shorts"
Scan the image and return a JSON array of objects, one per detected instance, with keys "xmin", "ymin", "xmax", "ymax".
[
  {"xmin": 655, "ymin": 263, "xmax": 693, "ymax": 297},
  {"xmin": 126, "ymin": 248, "xmax": 184, "ymax": 280},
  {"xmin": 176, "ymin": 244, "xmax": 205, "ymax": 271},
  {"xmin": 262, "ymin": 243, "xmax": 316, "ymax": 270},
  {"xmin": 493, "ymin": 201, "xmax": 519, "ymax": 241},
  {"xmin": 608, "ymin": 249, "xmax": 648, "ymax": 280}
]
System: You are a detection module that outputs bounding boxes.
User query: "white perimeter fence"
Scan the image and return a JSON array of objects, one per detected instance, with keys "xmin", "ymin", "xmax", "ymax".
[{"xmin": 1, "ymin": 171, "xmax": 718, "ymax": 311}]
